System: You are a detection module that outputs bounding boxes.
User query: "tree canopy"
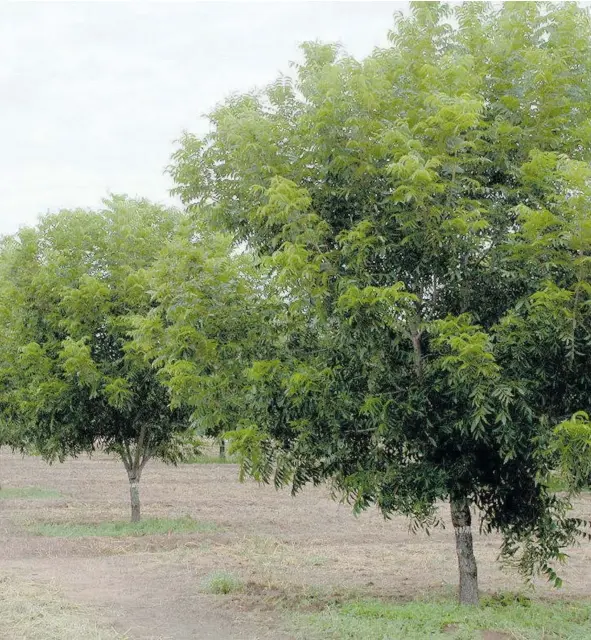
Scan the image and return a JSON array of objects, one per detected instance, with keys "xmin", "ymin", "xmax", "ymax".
[
  {"xmin": 168, "ymin": 1, "xmax": 591, "ymax": 603},
  {"xmin": 130, "ymin": 227, "xmax": 273, "ymax": 445},
  {"xmin": 0, "ymin": 196, "xmax": 195, "ymax": 521}
]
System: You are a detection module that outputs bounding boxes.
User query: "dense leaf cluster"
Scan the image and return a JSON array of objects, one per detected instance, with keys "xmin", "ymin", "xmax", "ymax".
[
  {"xmin": 169, "ymin": 2, "xmax": 591, "ymax": 581},
  {"xmin": 0, "ymin": 197, "xmax": 193, "ymax": 468}
]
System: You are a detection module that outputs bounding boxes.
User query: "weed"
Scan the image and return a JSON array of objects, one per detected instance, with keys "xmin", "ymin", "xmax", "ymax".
[
  {"xmin": 292, "ymin": 596, "xmax": 591, "ymax": 639},
  {"xmin": 201, "ymin": 571, "xmax": 244, "ymax": 595}
]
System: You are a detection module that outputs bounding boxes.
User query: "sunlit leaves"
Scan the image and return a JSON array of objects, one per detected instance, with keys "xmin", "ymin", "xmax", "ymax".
[
  {"xmin": 131, "ymin": 224, "xmax": 273, "ymax": 441},
  {"xmin": 58, "ymin": 338, "xmax": 102, "ymax": 395},
  {"xmin": 551, "ymin": 411, "xmax": 591, "ymax": 492},
  {"xmin": 103, "ymin": 377, "xmax": 134, "ymax": 410}
]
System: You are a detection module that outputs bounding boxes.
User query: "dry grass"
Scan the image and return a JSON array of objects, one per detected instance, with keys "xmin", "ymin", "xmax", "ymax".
[{"xmin": 0, "ymin": 573, "xmax": 125, "ymax": 640}]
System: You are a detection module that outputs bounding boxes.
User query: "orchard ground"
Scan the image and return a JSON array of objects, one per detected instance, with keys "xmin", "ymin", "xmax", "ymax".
[{"xmin": 1, "ymin": 449, "xmax": 591, "ymax": 640}]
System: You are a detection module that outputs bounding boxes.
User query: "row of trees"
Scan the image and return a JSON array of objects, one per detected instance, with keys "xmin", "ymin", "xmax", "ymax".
[{"xmin": 2, "ymin": 1, "xmax": 591, "ymax": 605}]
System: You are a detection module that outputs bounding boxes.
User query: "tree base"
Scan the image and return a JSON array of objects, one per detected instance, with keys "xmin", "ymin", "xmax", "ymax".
[{"xmin": 450, "ymin": 498, "xmax": 479, "ymax": 605}]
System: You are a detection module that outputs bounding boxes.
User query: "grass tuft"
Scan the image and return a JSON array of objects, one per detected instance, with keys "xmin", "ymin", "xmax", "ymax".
[
  {"xmin": 293, "ymin": 594, "xmax": 591, "ymax": 639},
  {"xmin": 0, "ymin": 486, "xmax": 61, "ymax": 500},
  {"xmin": 29, "ymin": 517, "xmax": 218, "ymax": 538},
  {"xmin": 201, "ymin": 571, "xmax": 244, "ymax": 595}
]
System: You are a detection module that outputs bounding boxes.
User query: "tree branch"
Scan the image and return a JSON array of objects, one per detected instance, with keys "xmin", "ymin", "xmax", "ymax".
[
  {"xmin": 123, "ymin": 441, "xmax": 133, "ymax": 473},
  {"xmin": 134, "ymin": 421, "xmax": 148, "ymax": 472},
  {"xmin": 140, "ymin": 446, "xmax": 152, "ymax": 472},
  {"xmin": 411, "ymin": 329, "xmax": 423, "ymax": 378}
]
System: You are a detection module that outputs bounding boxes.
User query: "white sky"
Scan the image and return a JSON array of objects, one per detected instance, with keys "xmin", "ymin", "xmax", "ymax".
[{"xmin": 0, "ymin": 1, "xmax": 407, "ymax": 236}]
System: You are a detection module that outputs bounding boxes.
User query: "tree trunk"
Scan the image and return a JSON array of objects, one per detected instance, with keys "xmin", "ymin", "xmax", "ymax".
[
  {"xmin": 450, "ymin": 497, "xmax": 479, "ymax": 605},
  {"xmin": 120, "ymin": 424, "xmax": 151, "ymax": 523},
  {"xmin": 129, "ymin": 476, "xmax": 141, "ymax": 523},
  {"xmin": 219, "ymin": 439, "xmax": 226, "ymax": 460}
]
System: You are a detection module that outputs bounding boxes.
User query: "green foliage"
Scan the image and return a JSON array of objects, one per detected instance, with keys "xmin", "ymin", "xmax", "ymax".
[
  {"xmin": 169, "ymin": 0, "xmax": 591, "ymax": 585},
  {"xmin": 480, "ymin": 592, "xmax": 531, "ymax": 608},
  {"xmin": 29, "ymin": 517, "xmax": 217, "ymax": 538},
  {"xmin": 550, "ymin": 412, "xmax": 591, "ymax": 492},
  {"xmin": 292, "ymin": 596, "xmax": 591, "ymax": 640},
  {"xmin": 200, "ymin": 571, "xmax": 244, "ymax": 595},
  {"xmin": 183, "ymin": 454, "xmax": 236, "ymax": 464},
  {"xmin": 0, "ymin": 196, "xmax": 194, "ymax": 498},
  {"xmin": 129, "ymin": 221, "xmax": 278, "ymax": 444}
]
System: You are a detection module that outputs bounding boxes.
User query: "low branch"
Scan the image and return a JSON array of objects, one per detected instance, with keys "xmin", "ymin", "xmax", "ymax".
[
  {"xmin": 123, "ymin": 441, "xmax": 133, "ymax": 473},
  {"xmin": 140, "ymin": 443, "xmax": 152, "ymax": 471},
  {"xmin": 134, "ymin": 422, "xmax": 148, "ymax": 472}
]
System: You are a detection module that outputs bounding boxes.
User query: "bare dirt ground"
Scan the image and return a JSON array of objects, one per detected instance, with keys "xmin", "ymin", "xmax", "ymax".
[{"xmin": 1, "ymin": 451, "xmax": 590, "ymax": 639}]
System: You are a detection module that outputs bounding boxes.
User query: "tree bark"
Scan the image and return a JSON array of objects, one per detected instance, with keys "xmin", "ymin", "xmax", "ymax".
[
  {"xmin": 118, "ymin": 424, "xmax": 153, "ymax": 523},
  {"xmin": 129, "ymin": 475, "xmax": 141, "ymax": 523},
  {"xmin": 119, "ymin": 430, "xmax": 151, "ymax": 523},
  {"xmin": 450, "ymin": 497, "xmax": 479, "ymax": 605},
  {"xmin": 219, "ymin": 438, "xmax": 226, "ymax": 460},
  {"xmin": 411, "ymin": 329, "xmax": 423, "ymax": 378}
]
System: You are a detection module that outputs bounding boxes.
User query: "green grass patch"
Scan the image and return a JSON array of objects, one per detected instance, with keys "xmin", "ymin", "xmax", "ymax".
[
  {"xmin": 29, "ymin": 517, "xmax": 218, "ymax": 538},
  {"xmin": 293, "ymin": 594, "xmax": 591, "ymax": 639},
  {"xmin": 0, "ymin": 486, "xmax": 61, "ymax": 499},
  {"xmin": 201, "ymin": 571, "xmax": 244, "ymax": 595},
  {"xmin": 307, "ymin": 555, "xmax": 331, "ymax": 567},
  {"xmin": 183, "ymin": 454, "xmax": 237, "ymax": 464}
]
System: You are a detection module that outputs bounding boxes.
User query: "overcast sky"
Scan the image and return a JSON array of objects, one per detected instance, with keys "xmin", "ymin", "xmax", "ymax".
[{"xmin": 0, "ymin": 2, "xmax": 408, "ymax": 236}]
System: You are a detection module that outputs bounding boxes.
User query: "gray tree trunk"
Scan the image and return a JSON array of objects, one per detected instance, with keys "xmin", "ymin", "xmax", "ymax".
[
  {"xmin": 129, "ymin": 476, "xmax": 141, "ymax": 523},
  {"xmin": 219, "ymin": 439, "xmax": 226, "ymax": 460},
  {"xmin": 450, "ymin": 497, "xmax": 479, "ymax": 605},
  {"xmin": 121, "ymin": 424, "xmax": 151, "ymax": 523}
]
